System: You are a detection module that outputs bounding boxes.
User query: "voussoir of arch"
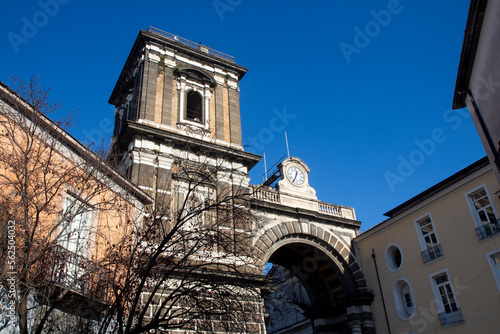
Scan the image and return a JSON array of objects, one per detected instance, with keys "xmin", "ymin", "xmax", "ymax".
[{"xmin": 254, "ymin": 220, "xmax": 367, "ymax": 296}]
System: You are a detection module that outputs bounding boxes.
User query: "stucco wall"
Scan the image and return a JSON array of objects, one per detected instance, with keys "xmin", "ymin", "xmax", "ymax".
[{"xmin": 356, "ymin": 165, "xmax": 500, "ymax": 333}]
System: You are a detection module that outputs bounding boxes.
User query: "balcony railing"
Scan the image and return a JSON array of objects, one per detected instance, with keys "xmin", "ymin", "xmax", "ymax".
[
  {"xmin": 318, "ymin": 202, "xmax": 342, "ymax": 217},
  {"xmin": 147, "ymin": 26, "xmax": 235, "ymax": 62},
  {"xmin": 475, "ymin": 221, "xmax": 500, "ymax": 241},
  {"xmin": 250, "ymin": 185, "xmax": 355, "ymax": 220},
  {"xmin": 421, "ymin": 244, "xmax": 444, "ymax": 263},
  {"xmin": 438, "ymin": 309, "xmax": 464, "ymax": 326},
  {"xmin": 252, "ymin": 186, "xmax": 281, "ymax": 204},
  {"xmin": 43, "ymin": 245, "xmax": 110, "ymax": 302}
]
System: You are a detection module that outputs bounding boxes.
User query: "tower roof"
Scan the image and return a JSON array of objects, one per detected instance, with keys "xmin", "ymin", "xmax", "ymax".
[{"xmin": 109, "ymin": 28, "xmax": 248, "ymax": 106}]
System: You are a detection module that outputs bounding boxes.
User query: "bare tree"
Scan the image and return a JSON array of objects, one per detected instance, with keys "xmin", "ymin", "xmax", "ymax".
[
  {"xmin": 98, "ymin": 145, "xmax": 268, "ymax": 334},
  {"xmin": 0, "ymin": 77, "xmax": 139, "ymax": 334},
  {"xmin": 0, "ymin": 77, "xmax": 268, "ymax": 334}
]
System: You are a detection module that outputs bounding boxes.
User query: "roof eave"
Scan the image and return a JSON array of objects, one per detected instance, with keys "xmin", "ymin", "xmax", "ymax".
[
  {"xmin": 383, "ymin": 156, "xmax": 489, "ymax": 218},
  {"xmin": 453, "ymin": 0, "xmax": 489, "ymax": 109}
]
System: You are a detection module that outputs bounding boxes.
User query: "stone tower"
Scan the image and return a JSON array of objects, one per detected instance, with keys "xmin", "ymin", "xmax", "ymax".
[
  {"xmin": 109, "ymin": 27, "xmax": 261, "ymax": 191},
  {"xmin": 107, "ymin": 27, "xmax": 375, "ymax": 334},
  {"xmin": 108, "ymin": 27, "xmax": 266, "ymax": 333}
]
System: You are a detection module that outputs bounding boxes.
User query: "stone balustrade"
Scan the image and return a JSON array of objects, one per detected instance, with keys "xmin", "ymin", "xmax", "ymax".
[
  {"xmin": 250, "ymin": 185, "xmax": 355, "ymax": 220},
  {"xmin": 318, "ymin": 202, "xmax": 342, "ymax": 217},
  {"xmin": 251, "ymin": 185, "xmax": 281, "ymax": 204}
]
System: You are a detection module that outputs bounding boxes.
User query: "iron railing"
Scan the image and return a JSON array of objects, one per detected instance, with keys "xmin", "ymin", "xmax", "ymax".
[
  {"xmin": 438, "ymin": 308, "xmax": 463, "ymax": 326},
  {"xmin": 421, "ymin": 244, "xmax": 443, "ymax": 263},
  {"xmin": 45, "ymin": 245, "xmax": 110, "ymax": 302},
  {"xmin": 147, "ymin": 27, "xmax": 236, "ymax": 62},
  {"xmin": 475, "ymin": 221, "xmax": 500, "ymax": 241}
]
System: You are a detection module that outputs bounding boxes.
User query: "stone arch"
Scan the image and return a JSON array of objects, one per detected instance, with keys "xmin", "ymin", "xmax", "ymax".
[
  {"xmin": 256, "ymin": 221, "xmax": 374, "ymax": 333},
  {"xmin": 255, "ymin": 221, "xmax": 367, "ymax": 295},
  {"xmin": 177, "ymin": 67, "xmax": 215, "ymax": 86}
]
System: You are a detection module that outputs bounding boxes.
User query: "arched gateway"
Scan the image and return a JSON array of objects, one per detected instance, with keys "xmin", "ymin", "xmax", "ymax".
[
  {"xmin": 251, "ymin": 157, "xmax": 375, "ymax": 334},
  {"xmin": 109, "ymin": 28, "xmax": 375, "ymax": 333}
]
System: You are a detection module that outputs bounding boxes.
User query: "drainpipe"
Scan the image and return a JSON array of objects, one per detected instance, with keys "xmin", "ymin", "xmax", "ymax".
[
  {"xmin": 295, "ymin": 207, "xmax": 302, "ymax": 225},
  {"xmin": 310, "ymin": 318, "xmax": 315, "ymax": 334},
  {"xmin": 372, "ymin": 249, "xmax": 392, "ymax": 334}
]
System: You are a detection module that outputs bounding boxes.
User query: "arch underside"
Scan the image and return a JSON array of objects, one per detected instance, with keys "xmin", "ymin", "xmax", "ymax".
[{"xmin": 257, "ymin": 221, "xmax": 375, "ymax": 333}]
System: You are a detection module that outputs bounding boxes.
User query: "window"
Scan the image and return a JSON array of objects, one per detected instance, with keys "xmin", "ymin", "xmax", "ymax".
[
  {"xmin": 466, "ymin": 186, "xmax": 499, "ymax": 240},
  {"xmin": 176, "ymin": 69, "xmax": 212, "ymax": 129},
  {"xmin": 57, "ymin": 193, "xmax": 95, "ymax": 288},
  {"xmin": 404, "ymin": 291, "xmax": 413, "ymax": 309},
  {"xmin": 172, "ymin": 170, "xmax": 214, "ymax": 229},
  {"xmin": 385, "ymin": 244, "xmax": 403, "ymax": 272},
  {"xmin": 393, "ymin": 248, "xmax": 402, "ymax": 267},
  {"xmin": 430, "ymin": 271, "xmax": 463, "ymax": 326},
  {"xmin": 491, "ymin": 252, "xmax": 500, "ymax": 271},
  {"xmin": 175, "ymin": 191, "xmax": 186, "ymax": 214},
  {"xmin": 486, "ymin": 250, "xmax": 500, "ymax": 292},
  {"xmin": 185, "ymin": 90, "xmax": 203, "ymax": 123},
  {"xmin": 172, "ymin": 182, "xmax": 207, "ymax": 229},
  {"xmin": 60, "ymin": 194, "xmax": 93, "ymax": 257},
  {"xmin": 392, "ymin": 279, "xmax": 415, "ymax": 320},
  {"xmin": 415, "ymin": 215, "xmax": 443, "ymax": 263}
]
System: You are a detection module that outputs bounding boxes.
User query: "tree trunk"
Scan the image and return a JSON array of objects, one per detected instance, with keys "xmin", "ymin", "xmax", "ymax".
[{"xmin": 18, "ymin": 292, "xmax": 28, "ymax": 334}]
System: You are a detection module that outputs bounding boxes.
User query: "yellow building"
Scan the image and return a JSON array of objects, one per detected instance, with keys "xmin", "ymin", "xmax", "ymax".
[{"xmin": 354, "ymin": 157, "xmax": 500, "ymax": 333}]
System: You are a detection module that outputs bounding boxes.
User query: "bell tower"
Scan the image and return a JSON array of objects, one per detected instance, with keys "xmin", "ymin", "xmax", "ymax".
[
  {"xmin": 108, "ymin": 27, "xmax": 261, "ymax": 193},
  {"xmin": 107, "ymin": 28, "xmax": 267, "ymax": 332}
]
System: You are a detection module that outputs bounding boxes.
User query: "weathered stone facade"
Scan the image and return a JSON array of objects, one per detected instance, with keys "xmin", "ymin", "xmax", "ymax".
[
  {"xmin": 251, "ymin": 158, "xmax": 374, "ymax": 333},
  {"xmin": 109, "ymin": 27, "xmax": 375, "ymax": 333}
]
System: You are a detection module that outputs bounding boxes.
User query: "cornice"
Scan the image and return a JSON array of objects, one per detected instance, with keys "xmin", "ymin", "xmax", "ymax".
[
  {"xmin": 356, "ymin": 157, "xmax": 491, "ymax": 242},
  {"xmin": 117, "ymin": 121, "xmax": 261, "ymax": 170},
  {"xmin": 453, "ymin": 0, "xmax": 488, "ymax": 109}
]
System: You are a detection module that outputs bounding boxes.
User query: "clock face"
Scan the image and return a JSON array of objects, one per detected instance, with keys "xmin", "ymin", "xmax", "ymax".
[{"xmin": 287, "ymin": 166, "xmax": 305, "ymax": 186}]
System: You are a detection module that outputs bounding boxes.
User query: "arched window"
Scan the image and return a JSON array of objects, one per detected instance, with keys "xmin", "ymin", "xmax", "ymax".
[
  {"xmin": 392, "ymin": 279, "xmax": 415, "ymax": 320},
  {"xmin": 186, "ymin": 90, "xmax": 203, "ymax": 123}
]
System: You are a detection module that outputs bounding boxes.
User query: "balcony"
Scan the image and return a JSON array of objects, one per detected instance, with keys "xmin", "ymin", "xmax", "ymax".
[
  {"xmin": 438, "ymin": 309, "xmax": 464, "ymax": 327},
  {"xmin": 43, "ymin": 245, "xmax": 110, "ymax": 302},
  {"xmin": 250, "ymin": 185, "xmax": 356, "ymax": 220},
  {"xmin": 421, "ymin": 244, "xmax": 443, "ymax": 263},
  {"xmin": 252, "ymin": 186, "xmax": 281, "ymax": 204},
  {"xmin": 475, "ymin": 221, "xmax": 500, "ymax": 241}
]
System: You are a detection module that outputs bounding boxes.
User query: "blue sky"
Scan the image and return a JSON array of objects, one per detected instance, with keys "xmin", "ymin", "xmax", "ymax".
[{"xmin": 0, "ymin": 0, "xmax": 484, "ymax": 231}]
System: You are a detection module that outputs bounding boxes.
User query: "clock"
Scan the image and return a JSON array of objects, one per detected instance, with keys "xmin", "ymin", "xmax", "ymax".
[{"xmin": 286, "ymin": 165, "xmax": 305, "ymax": 186}]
